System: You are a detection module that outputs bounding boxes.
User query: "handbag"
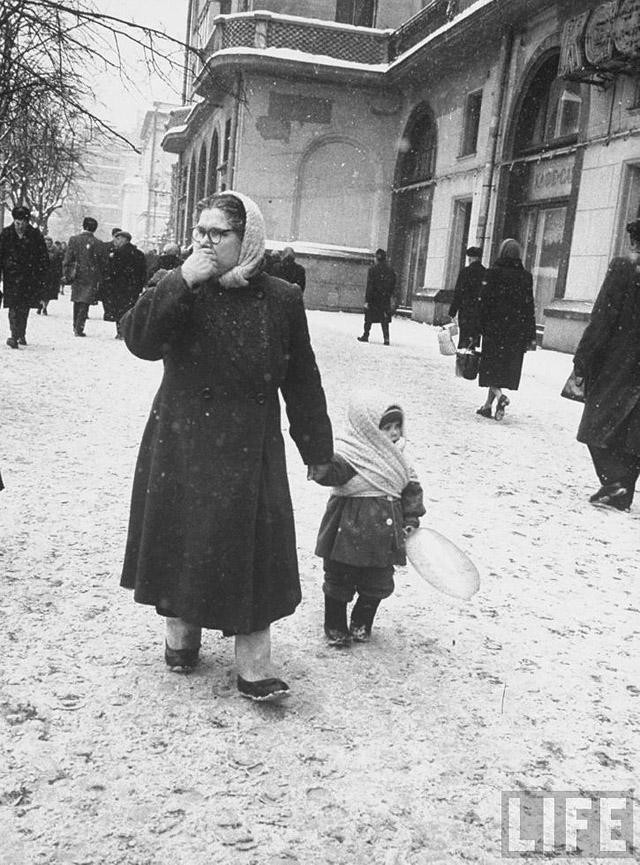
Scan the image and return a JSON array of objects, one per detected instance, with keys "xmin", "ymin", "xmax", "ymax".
[
  {"xmin": 437, "ymin": 322, "xmax": 458, "ymax": 356},
  {"xmin": 560, "ymin": 370, "xmax": 585, "ymax": 403},
  {"xmin": 455, "ymin": 346, "xmax": 480, "ymax": 380}
]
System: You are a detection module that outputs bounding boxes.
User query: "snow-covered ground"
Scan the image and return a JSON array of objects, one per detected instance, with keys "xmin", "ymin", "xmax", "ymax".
[{"xmin": 1, "ymin": 301, "xmax": 638, "ymax": 865}]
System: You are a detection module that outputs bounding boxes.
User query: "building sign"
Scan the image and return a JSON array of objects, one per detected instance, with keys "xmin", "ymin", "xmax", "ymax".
[
  {"xmin": 528, "ymin": 155, "xmax": 575, "ymax": 202},
  {"xmin": 560, "ymin": 0, "xmax": 640, "ymax": 80}
]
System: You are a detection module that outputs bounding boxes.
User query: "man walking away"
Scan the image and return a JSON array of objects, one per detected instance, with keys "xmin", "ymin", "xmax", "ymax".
[
  {"xmin": 279, "ymin": 247, "xmax": 306, "ymax": 293},
  {"xmin": 0, "ymin": 205, "xmax": 49, "ymax": 349},
  {"xmin": 448, "ymin": 246, "xmax": 485, "ymax": 349},
  {"xmin": 63, "ymin": 217, "xmax": 106, "ymax": 337},
  {"xmin": 357, "ymin": 248, "xmax": 397, "ymax": 346}
]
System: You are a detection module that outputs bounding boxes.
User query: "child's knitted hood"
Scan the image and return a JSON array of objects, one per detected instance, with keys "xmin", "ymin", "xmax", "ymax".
[
  {"xmin": 218, "ymin": 190, "xmax": 266, "ymax": 289},
  {"xmin": 334, "ymin": 389, "xmax": 412, "ymax": 498}
]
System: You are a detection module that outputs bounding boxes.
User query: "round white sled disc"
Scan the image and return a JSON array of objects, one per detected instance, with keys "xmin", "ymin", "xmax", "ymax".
[{"xmin": 405, "ymin": 527, "xmax": 480, "ymax": 600}]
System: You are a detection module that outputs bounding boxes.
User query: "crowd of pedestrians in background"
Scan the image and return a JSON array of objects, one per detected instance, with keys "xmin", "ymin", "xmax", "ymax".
[{"xmin": 0, "ymin": 205, "xmax": 185, "ymax": 347}]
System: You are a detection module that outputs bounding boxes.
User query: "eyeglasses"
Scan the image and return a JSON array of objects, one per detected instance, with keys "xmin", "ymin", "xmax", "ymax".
[{"xmin": 192, "ymin": 225, "xmax": 236, "ymax": 245}]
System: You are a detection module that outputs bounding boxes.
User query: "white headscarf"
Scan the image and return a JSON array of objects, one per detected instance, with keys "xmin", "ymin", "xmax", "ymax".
[
  {"xmin": 333, "ymin": 389, "xmax": 413, "ymax": 499},
  {"xmin": 217, "ymin": 190, "xmax": 266, "ymax": 289}
]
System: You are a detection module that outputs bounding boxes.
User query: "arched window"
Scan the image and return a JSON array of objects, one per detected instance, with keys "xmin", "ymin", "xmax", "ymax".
[
  {"xmin": 186, "ymin": 154, "xmax": 197, "ymax": 231},
  {"xmin": 389, "ymin": 102, "xmax": 438, "ymax": 306},
  {"xmin": 195, "ymin": 142, "xmax": 207, "ymax": 208},
  {"xmin": 296, "ymin": 140, "xmax": 374, "ymax": 247},
  {"xmin": 396, "ymin": 103, "xmax": 437, "ymax": 187},
  {"xmin": 514, "ymin": 53, "xmax": 582, "ymax": 154},
  {"xmin": 207, "ymin": 132, "xmax": 219, "ymax": 197}
]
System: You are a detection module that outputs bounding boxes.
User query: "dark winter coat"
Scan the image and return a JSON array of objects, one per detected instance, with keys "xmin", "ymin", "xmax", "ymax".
[
  {"xmin": 120, "ymin": 269, "xmax": 333, "ymax": 633},
  {"xmin": 105, "ymin": 243, "xmax": 147, "ymax": 318},
  {"xmin": 365, "ymin": 262, "xmax": 397, "ymax": 322},
  {"xmin": 43, "ymin": 247, "xmax": 63, "ymax": 301},
  {"xmin": 279, "ymin": 259, "xmax": 306, "ymax": 293},
  {"xmin": 64, "ymin": 231, "xmax": 107, "ymax": 304},
  {"xmin": 574, "ymin": 257, "xmax": 640, "ymax": 455},
  {"xmin": 314, "ymin": 455, "xmax": 425, "ymax": 568},
  {"xmin": 0, "ymin": 224, "xmax": 49, "ymax": 309},
  {"xmin": 479, "ymin": 258, "xmax": 536, "ymax": 390},
  {"xmin": 449, "ymin": 260, "xmax": 485, "ymax": 347}
]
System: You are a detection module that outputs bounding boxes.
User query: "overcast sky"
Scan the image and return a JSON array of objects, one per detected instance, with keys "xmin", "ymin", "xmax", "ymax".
[{"xmin": 92, "ymin": 0, "xmax": 189, "ymax": 139}]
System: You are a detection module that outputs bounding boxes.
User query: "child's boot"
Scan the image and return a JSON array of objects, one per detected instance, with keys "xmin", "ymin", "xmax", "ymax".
[
  {"xmin": 350, "ymin": 596, "xmax": 381, "ymax": 642},
  {"xmin": 324, "ymin": 595, "xmax": 350, "ymax": 647}
]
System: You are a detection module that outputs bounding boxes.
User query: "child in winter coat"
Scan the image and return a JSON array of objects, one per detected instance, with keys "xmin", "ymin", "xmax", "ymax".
[{"xmin": 310, "ymin": 390, "xmax": 425, "ymax": 646}]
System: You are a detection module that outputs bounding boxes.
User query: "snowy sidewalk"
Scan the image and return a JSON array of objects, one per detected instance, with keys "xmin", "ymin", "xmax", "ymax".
[{"xmin": 1, "ymin": 302, "xmax": 638, "ymax": 865}]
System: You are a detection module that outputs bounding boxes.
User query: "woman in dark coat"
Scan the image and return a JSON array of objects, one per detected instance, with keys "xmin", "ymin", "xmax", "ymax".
[
  {"xmin": 120, "ymin": 191, "xmax": 333, "ymax": 702},
  {"xmin": 477, "ymin": 239, "xmax": 537, "ymax": 420},
  {"xmin": 39, "ymin": 237, "xmax": 62, "ymax": 314},
  {"xmin": 573, "ymin": 219, "xmax": 640, "ymax": 511}
]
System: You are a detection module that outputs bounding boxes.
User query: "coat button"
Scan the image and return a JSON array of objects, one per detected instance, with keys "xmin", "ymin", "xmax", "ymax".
[
  {"xmin": 255, "ymin": 392, "xmax": 265, "ymax": 404},
  {"xmin": 385, "ymin": 518, "xmax": 393, "ymax": 526},
  {"xmin": 256, "ymin": 291, "xmax": 264, "ymax": 299},
  {"xmin": 201, "ymin": 387, "xmax": 212, "ymax": 399}
]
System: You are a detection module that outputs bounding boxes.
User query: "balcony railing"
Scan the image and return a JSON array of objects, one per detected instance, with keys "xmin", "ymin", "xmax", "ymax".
[
  {"xmin": 389, "ymin": 0, "xmax": 480, "ymax": 61},
  {"xmin": 193, "ymin": 2, "xmax": 487, "ymax": 87},
  {"xmin": 200, "ymin": 12, "xmax": 391, "ymax": 70}
]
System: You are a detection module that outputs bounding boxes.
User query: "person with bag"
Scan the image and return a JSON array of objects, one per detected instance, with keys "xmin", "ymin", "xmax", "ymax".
[
  {"xmin": 572, "ymin": 219, "xmax": 640, "ymax": 511},
  {"xmin": 448, "ymin": 246, "xmax": 485, "ymax": 348},
  {"xmin": 476, "ymin": 238, "xmax": 536, "ymax": 420}
]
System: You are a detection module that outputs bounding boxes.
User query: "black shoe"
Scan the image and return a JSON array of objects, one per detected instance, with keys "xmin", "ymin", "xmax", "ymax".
[
  {"xmin": 74, "ymin": 330, "xmax": 86, "ymax": 337},
  {"xmin": 589, "ymin": 483, "xmax": 630, "ymax": 511},
  {"xmin": 42, "ymin": 308, "xmax": 47, "ymax": 316},
  {"xmin": 164, "ymin": 641, "xmax": 200, "ymax": 672},
  {"xmin": 6, "ymin": 337, "xmax": 18, "ymax": 349},
  {"xmin": 237, "ymin": 676, "xmax": 290, "ymax": 702},
  {"xmin": 384, "ymin": 340, "xmax": 390, "ymax": 346},
  {"xmin": 476, "ymin": 406, "xmax": 492, "ymax": 418},
  {"xmin": 357, "ymin": 335, "xmax": 369, "ymax": 342},
  {"xmin": 17, "ymin": 336, "xmax": 26, "ymax": 346},
  {"xmin": 36, "ymin": 308, "xmax": 41, "ymax": 315}
]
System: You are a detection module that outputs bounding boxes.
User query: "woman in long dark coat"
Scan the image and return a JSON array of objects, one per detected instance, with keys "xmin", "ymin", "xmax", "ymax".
[
  {"xmin": 120, "ymin": 191, "xmax": 333, "ymax": 702},
  {"xmin": 477, "ymin": 239, "xmax": 537, "ymax": 420},
  {"xmin": 573, "ymin": 219, "xmax": 640, "ymax": 511},
  {"xmin": 39, "ymin": 237, "xmax": 62, "ymax": 314}
]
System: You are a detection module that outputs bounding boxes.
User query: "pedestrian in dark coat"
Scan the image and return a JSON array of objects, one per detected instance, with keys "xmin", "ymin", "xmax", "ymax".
[
  {"xmin": 104, "ymin": 232, "xmax": 147, "ymax": 338},
  {"xmin": 63, "ymin": 217, "xmax": 107, "ymax": 337},
  {"xmin": 476, "ymin": 239, "xmax": 537, "ymax": 421},
  {"xmin": 120, "ymin": 191, "xmax": 333, "ymax": 702},
  {"xmin": 279, "ymin": 247, "xmax": 306, "ymax": 293},
  {"xmin": 38, "ymin": 237, "xmax": 63, "ymax": 315},
  {"xmin": 448, "ymin": 246, "xmax": 485, "ymax": 348},
  {"xmin": 0, "ymin": 205, "xmax": 49, "ymax": 348},
  {"xmin": 357, "ymin": 248, "xmax": 397, "ymax": 346},
  {"xmin": 573, "ymin": 219, "xmax": 640, "ymax": 511}
]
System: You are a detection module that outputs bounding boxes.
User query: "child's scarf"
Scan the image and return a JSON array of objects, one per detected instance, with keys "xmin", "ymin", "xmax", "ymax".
[
  {"xmin": 332, "ymin": 389, "xmax": 412, "ymax": 499},
  {"xmin": 218, "ymin": 191, "xmax": 266, "ymax": 289}
]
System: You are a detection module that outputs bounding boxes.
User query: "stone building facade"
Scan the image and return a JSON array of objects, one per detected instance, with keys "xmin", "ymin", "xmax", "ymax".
[{"xmin": 162, "ymin": 0, "xmax": 640, "ymax": 352}]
